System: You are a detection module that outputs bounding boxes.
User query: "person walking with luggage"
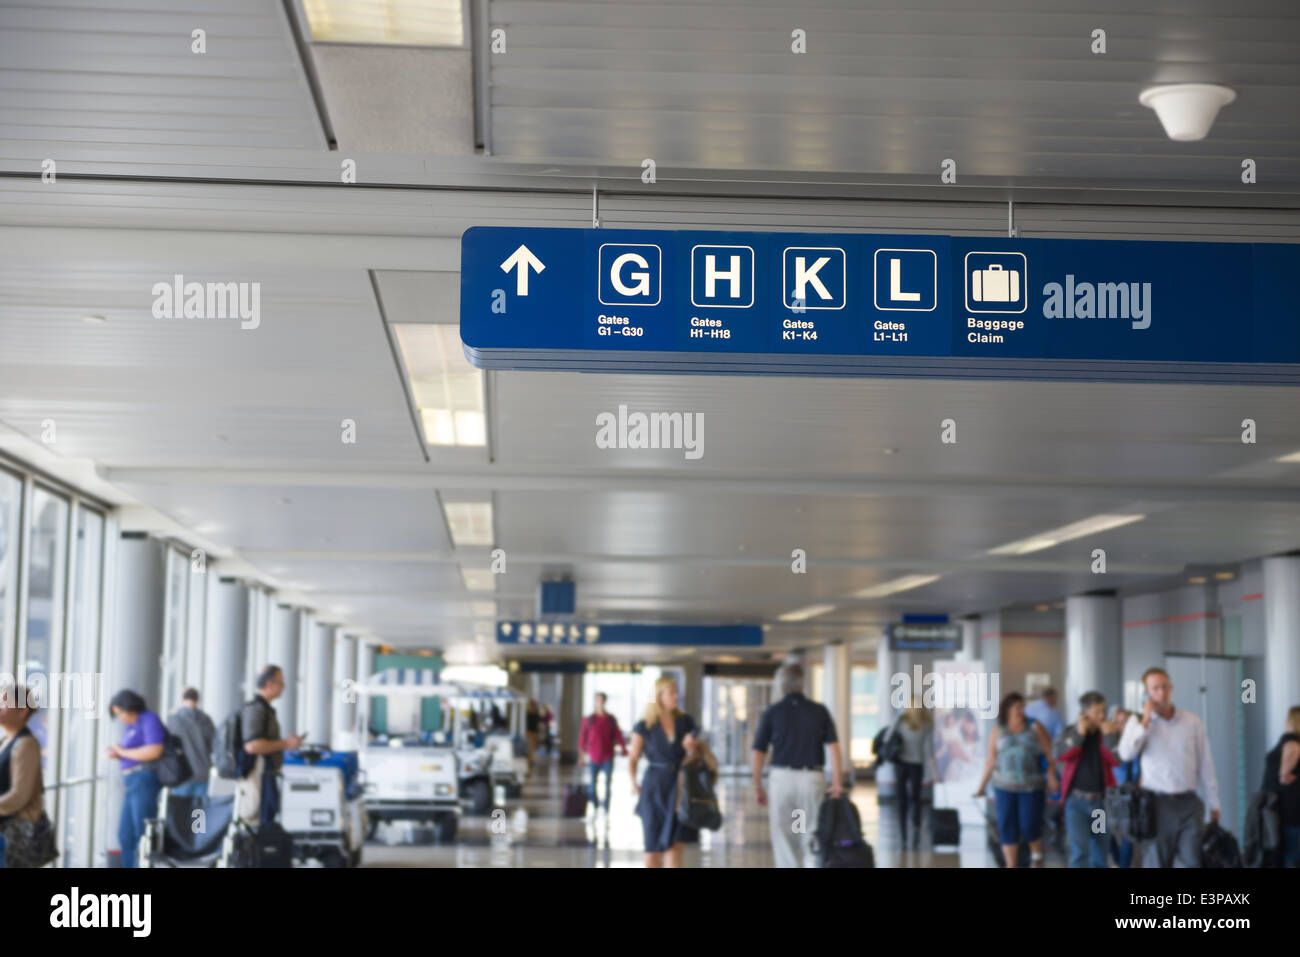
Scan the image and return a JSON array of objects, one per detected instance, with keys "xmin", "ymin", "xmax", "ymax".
[
  {"xmin": 524, "ymin": 699, "xmax": 541, "ymax": 775},
  {"xmin": 1054, "ymin": 691, "xmax": 1121, "ymax": 868},
  {"xmin": 578, "ymin": 692, "xmax": 627, "ymax": 812},
  {"xmin": 1117, "ymin": 667, "xmax": 1220, "ymax": 868},
  {"xmin": 107, "ymin": 689, "xmax": 167, "ymax": 868},
  {"xmin": 167, "ymin": 688, "xmax": 215, "ymax": 798},
  {"xmin": 1025, "ymin": 688, "xmax": 1065, "ymax": 742},
  {"xmin": 893, "ymin": 707, "xmax": 935, "ymax": 849},
  {"xmin": 975, "ymin": 692, "xmax": 1058, "ymax": 867},
  {"xmin": 1264, "ymin": 705, "xmax": 1300, "ymax": 866},
  {"xmin": 237, "ymin": 666, "xmax": 302, "ymax": 827},
  {"xmin": 0, "ymin": 683, "xmax": 57, "ymax": 868},
  {"xmin": 628, "ymin": 675, "xmax": 699, "ymax": 868},
  {"xmin": 1108, "ymin": 706, "xmax": 1138, "ymax": 868},
  {"xmin": 750, "ymin": 662, "xmax": 843, "ymax": 867}
]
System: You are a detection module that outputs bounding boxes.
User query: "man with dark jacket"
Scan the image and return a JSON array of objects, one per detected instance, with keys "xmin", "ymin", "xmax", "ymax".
[
  {"xmin": 167, "ymin": 688, "xmax": 216, "ymax": 797},
  {"xmin": 1054, "ymin": 691, "xmax": 1122, "ymax": 868}
]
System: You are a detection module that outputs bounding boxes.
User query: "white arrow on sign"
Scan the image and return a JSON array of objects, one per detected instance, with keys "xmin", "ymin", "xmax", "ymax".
[{"xmin": 500, "ymin": 244, "xmax": 545, "ymax": 296}]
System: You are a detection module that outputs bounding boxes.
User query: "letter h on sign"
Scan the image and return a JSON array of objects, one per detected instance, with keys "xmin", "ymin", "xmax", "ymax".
[{"xmin": 691, "ymin": 245, "xmax": 754, "ymax": 308}]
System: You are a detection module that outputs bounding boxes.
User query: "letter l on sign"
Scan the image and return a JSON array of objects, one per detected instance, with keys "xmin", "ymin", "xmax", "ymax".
[{"xmin": 891, "ymin": 259, "xmax": 921, "ymax": 302}]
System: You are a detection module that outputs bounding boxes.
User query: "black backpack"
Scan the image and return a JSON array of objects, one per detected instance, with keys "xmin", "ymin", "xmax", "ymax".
[
  {"xmin": 213, "ymin": 699, "xmax": 261, "ymax": 780},
  {"xmin": 1105, "ymin": 783, "xmax": 1158, "ymax": 841},
  {"xmin": 152, "ymin": 731, "xmax": 193, "ymax": 787},
  {"xmin": 872, "ymin": 723, "xmax": 903, "ymax": 765},
  {"xmin": 814, "ymin": 795, "xmax": 874, "ymax": 867},
  {"xmin": 1200, "ymin": 822, "xmax": 1243, "ymax": 868},
  {"xmin": 677, "ymin": 763, "xmax": 723, "ymax": 831}
]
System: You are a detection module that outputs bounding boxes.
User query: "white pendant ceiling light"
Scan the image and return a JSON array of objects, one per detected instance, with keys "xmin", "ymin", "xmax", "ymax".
[{"xmin": 1138, "ymin": 84, "xmax": 1236, "ymax": 142}]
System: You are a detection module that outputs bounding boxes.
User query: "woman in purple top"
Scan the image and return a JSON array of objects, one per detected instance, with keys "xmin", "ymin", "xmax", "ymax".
[{"xmin": 107, "ymin": 690, "xmax": 166, "ymax": 868}]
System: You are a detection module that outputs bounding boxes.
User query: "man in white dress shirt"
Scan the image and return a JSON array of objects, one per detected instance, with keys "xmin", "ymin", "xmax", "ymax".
[{"xmin": 1117, "ymin": 667, "xmax": 1220, "ymax": 867}]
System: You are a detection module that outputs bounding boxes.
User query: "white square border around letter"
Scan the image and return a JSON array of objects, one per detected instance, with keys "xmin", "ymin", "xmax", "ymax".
[
  {"xmin": 782, "ymin": 246, "xmax": 846, "ymax": 311},
  {"xmin": 690, "ymin": 244, "xmax": 755, "ymax": 309},
  {"xmin": 598, "ymin": 243, "xmax": 662, "ymax": 307},
  {"xmin": 873, "ymin": 248, "xmax": 938, "ymax": 313},
  {"xmin": 964, "ymin": 250, "xmax": 1028, "ymax": 314}
]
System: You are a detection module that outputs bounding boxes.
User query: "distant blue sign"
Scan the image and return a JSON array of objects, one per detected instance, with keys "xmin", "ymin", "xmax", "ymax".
[
  {"xmin": 497, "ymin": 621, "xmax": 761, "ymax": 647},
  {"xmin": 889, "ymin": 622, "xmax": 963, "ymax": 652},
  {"xmin": 461, "ymin": 227, "xmax": 1300, "ymax": 383}
]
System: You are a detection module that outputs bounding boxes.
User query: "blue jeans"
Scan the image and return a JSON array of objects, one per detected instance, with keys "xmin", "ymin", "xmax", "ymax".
[
  {"xmin": 1283, "ymin": 825, "xmax": 1300, "ymax": 867},
  {"xmin": 1111, "ymin": 835, "xmax": 1134, "ymax": 868},
  {"xmin": 170, "ymin": 780, "xmax": 209, "ymax": 798},
  {"xmin": 1064, "ymin": 793, "xmax": 1109, "ymax": 868},
  {"xmin": 119, "ymin": 768, "xmax": 162, "ymax": 868},
  {"xmin": 588, "ymin": 759, "xmax": 613, "ymax": 809},
  {"xmin": 993, "ymin": 788, "xmax": 1045, "ymax": 845}
]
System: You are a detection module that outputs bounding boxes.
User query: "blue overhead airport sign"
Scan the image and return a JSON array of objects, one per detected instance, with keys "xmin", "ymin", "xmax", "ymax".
[
  {"xmin": 460, "ymin": 227, "xmax": 1300, "ymax": 383},
  {"xmin": 496, "ymin": 621, "xmax": 761, "ymax": 647},
  {"xmin": 888, "ymin": 622, "xmax": 963, "ymax": 652}
]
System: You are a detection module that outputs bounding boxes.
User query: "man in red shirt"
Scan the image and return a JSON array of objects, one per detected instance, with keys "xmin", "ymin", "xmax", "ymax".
[{"xmin": 578, "ymin": 693, "xmax": 628, "ymax": 811}]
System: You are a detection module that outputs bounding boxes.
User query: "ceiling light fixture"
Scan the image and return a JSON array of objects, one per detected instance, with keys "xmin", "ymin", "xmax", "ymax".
[
  {"xmin": 442, "ymin": 499, "xmax": 493, "ymax": 546},
  {"xmin": 395, "ymin": 324, "xmax": 487, "ymax": 448},
  {"xmin": 777, "ymin": 603, "xmax": 836, "ymax": 622},
  {"xmin": 1139, "ymin": 84, "xmax": 1236, "ymax": 142},
  {"xmin": 987, "ymin": 513, "xmax": 1145, "ymax": 557},
  {"xmin": 303, "ymin": 0, "xmax": 464, "ymax": 46},
  {"xmin": 851, "ymin": 574, "xmax": 941, "ymax": 599}
]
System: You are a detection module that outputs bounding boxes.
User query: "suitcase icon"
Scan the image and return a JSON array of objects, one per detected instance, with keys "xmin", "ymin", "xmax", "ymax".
[{"xmin": 970, "ymin": 263, "xmax": 1020, "ymax": 303}]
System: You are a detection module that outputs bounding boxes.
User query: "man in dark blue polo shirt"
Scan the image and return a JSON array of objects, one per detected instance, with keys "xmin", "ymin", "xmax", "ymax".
[{"xmin": 751, "ymin": 662, "xmax": 843, "ymax": 867}]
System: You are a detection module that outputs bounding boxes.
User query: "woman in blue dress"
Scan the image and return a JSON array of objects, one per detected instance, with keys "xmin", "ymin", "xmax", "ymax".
[{"xmin": 627, "ymin": 675, "xmax": 698, "ymax": 867}]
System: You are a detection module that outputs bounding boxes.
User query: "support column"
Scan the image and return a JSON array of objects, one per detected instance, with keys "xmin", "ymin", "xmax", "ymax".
[
  {"xmin": 102, "ymin": 535, "xmax": 167, "ymax": 858},
  {"xmin": 203, "ymin": 578, "xmax": 250, "ymax": 730},
  {"xmin": 332, "ymin": 633, "xmax": 357, "ymax": 749},
  {"xmin": 681, "ymin": 660, "xmax": 704, "ymax": 720},
  {"xmin": 1065, "ymin": 594, "xmax": 1122, "ymax": 715},
  {"xmin": 959, "ymin": 617, "xmax": 980, "ymax": 662},
  {"xmin": 823, "ymin": 642, "xmax": 852, "ymax": 777},
  {"xmin": 1262, "ymin": 557, "xmax": 1300, "ymax": 744},
  {"xmin": 104, "ymin": 536, "xmax": 167, "ymax": 710},
  {"xmin": 267, "ymin": 606, "xmax": 300, "ymax": 734},
  {"xmin": 302, "ymin": 622, "xmax": 334, "ymax": 745},
  {"xmin": 559, "ymin": 671, "xmax": 584, "ymax": 764}
]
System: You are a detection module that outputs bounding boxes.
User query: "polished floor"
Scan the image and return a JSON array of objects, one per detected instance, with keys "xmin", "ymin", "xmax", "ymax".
[{"xmin": 360, "ymin": 754, "xmax": 1070, "ymax": 868}]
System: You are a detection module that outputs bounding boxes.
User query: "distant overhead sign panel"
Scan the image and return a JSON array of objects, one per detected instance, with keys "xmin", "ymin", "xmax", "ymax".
[
  {"xmin": 461, "ymin": 227, "xmax": 1300, "ymax": 383},
  {"xmin": 888, "ymin": 623, "xmax": 963, "ymax": 652},
  {"xmin": 497, "ymin": 622, "xmax": 761, "ymax": 647}
]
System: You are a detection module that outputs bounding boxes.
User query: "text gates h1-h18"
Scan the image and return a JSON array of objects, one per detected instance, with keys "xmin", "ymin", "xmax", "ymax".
[{"xmin": 460, "ymin": 227, "xmax": 1300, "ymax": 384}]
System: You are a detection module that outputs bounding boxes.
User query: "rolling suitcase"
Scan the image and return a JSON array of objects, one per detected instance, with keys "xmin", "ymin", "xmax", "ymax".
[
  {"xmin": 563, "ymin": 771, "xmax": 588, "ymax": 818},
  {"xmin": 231, "ymin": 820, "xmax": 295, "ymax": 868},
  {"xmin": 932, "ymin": 808, "xmax": 961, "ymax": 847}
]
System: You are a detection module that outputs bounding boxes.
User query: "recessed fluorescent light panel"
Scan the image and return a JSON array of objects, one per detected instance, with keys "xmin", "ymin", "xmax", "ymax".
[
  {"xmin": 395, "ymin": 324, "xmax": 486, "ymax": 447},
  {"xmin": 986, "ymin": 514, "xmax": 1145, "ymax": 557},
  {"xmin": 777, "ymin": 603, "xmax": 836, "ymax": 622},
  {"xmin": 460, "ymin": 567, "xmax": 495, "ymax": 592},
  {"xmin": 442, "ymin": 499, "xmax": 493, "ymax": 546},
  {"xmin": 852, "ymin": 574, "xmax": 941, "ymax": 599},
  {"xmin": 303, "ymin": 0, "xmax": 465, "ymax": 46}
]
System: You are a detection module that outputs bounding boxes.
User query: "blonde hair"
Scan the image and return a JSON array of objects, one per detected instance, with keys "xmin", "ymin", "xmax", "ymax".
[
  {"xmin": 901, "ymin": 707, "xmax": 930, "ymax": 731},
  {"xmin": 642, "ymin": 675, "xmax": 680, "ymax": 726},
  {"xmin": 1286, "ymin": 706, "xmax": 1300, "ymax": 735}
]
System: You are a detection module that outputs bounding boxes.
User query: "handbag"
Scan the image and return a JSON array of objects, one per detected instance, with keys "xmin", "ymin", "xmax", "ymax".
[
  {"xmin": 676, "ymin": 762, "xmax": 723, "ymax": 831},
  {"xmin": 0, "ymin": 812, "xmax": 58, "ymax": 868}
]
